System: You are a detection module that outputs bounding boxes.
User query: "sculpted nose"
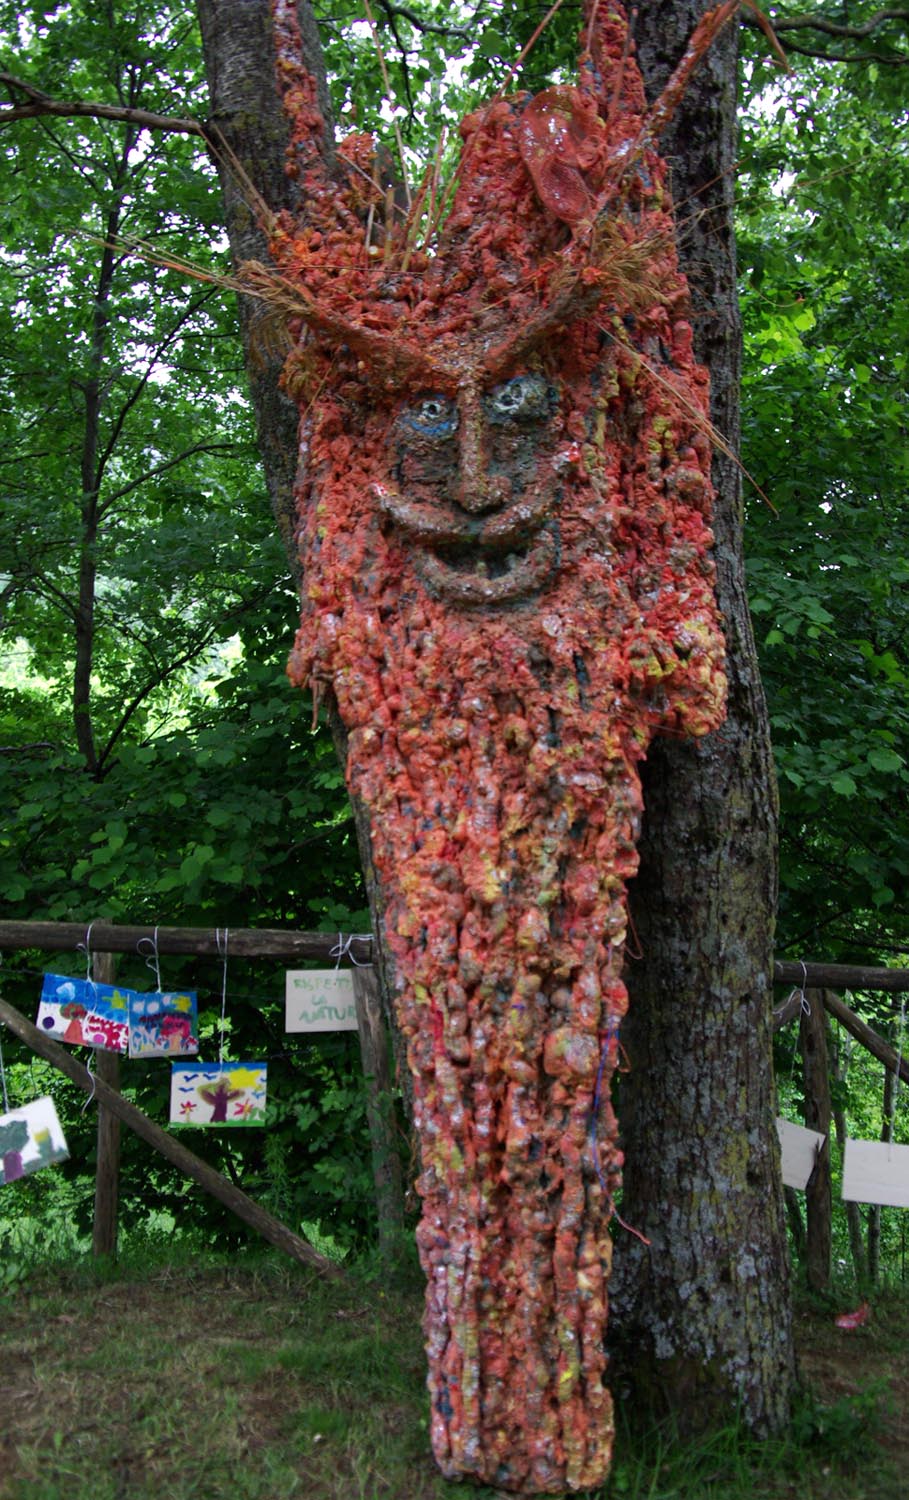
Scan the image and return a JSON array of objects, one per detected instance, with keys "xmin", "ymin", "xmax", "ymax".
[{"xmin": 455, "ymin": 403, "xmax": 510, "ymax": 514}]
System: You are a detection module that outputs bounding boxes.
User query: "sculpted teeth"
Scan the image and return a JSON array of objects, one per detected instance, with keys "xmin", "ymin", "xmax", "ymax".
[{"xmin": 414, "ymin": 528, "xmax": 557, "ymax": 605}]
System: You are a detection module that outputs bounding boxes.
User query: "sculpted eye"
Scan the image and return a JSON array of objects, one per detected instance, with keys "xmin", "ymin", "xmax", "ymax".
[
  {"xmin": 400, "ymin": 394, "xmax": 458, "ymax": 436},
  {"xmin": 486, "ymin": 374, "xmax": 553, "ymax": 423}
]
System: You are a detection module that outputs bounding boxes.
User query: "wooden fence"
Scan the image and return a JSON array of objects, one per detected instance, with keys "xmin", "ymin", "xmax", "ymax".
[{"xmin": 1, "ymin": 921, "xmax": 906, "ymax": 1286}]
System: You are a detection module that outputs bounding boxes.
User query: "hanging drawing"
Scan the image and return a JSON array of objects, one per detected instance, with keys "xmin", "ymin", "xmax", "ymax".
[
  {"xmin": 776, "ymin": 1117, "xmax": 826, "ymax": 1190},
  {"xmin": 169, "ymin": 1061, "xmax": 268, "ymax": 1126},
  {"xmin": 0, "ymin": 1097, "xmax": 69, "ymax": 1185},
  {"xmin": 128, "ymin": 989, "xmax": 199, "ymax": 1058},
  {"xmin": 36, "ymin": 972, "xmax": 129, "ymax": 1053},
  {"xmin": 285, "ymin": 969, "xmax": 358, "ymax": 1032},
  {"xmin": 842, "ymin": 1138, "xmax": 909, "ymax": 1209}
]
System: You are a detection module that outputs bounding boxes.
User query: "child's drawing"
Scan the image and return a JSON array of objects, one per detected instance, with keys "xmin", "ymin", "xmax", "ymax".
[
  {"xmin": 36, "ymin": 973, "xmax": 129, "ymax": 1053},
  {"xmin": 0, "ymin": 1097, "xmax": 69, "ymax": 1185},
  {"xmin": 128, "ymin": 990, "xmax": 199, "ymax": 1058},
  {"xmin": 169, "ymin": 1062, "xmax": 267, "ymax": 1126}
]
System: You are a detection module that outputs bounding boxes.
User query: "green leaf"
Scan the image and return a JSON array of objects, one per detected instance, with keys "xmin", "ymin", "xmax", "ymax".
[{"xmin": 830, "ymin": 774, "xmax": 857, "ymax": 797}]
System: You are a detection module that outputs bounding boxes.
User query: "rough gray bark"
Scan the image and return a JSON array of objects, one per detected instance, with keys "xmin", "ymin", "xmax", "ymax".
[
  {"xmin": 196, "ymin": 0, "xmax": 307, "ymax": 558},
  {"xmin": 609, "ymin": 1, "xmax": 795, "ymax": 1433}
]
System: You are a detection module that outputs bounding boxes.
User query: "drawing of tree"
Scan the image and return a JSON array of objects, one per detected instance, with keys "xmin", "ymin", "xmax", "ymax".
[{"xmin": 197, "ymin": 1076, "xmax": 244, "ymax": 1123}]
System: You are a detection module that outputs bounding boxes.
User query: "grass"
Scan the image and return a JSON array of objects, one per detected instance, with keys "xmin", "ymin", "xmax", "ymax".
[{"xmin": 0, "ymin": 1240, "xmax": 906, "ymax": 1500}]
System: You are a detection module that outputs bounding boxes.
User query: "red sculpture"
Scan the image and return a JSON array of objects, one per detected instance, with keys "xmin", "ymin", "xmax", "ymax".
[{"xmin": 268, "ymin": 2, "xmax": 729, "ymax": 1489}]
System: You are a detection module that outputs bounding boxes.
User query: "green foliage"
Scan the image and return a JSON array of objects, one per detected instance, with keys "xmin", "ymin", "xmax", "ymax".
[{"xmin": 737, "ymin": 37, "xmax": 909, "ymax": 964}]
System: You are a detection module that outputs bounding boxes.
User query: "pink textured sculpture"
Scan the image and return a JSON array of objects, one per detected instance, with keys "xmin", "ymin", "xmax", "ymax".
[{"xmin": 268, "ymin": 2, "xmax": 730, "ymax": 1488}]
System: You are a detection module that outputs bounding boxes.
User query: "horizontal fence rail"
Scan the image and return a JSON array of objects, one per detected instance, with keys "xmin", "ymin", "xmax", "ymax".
[{"xmin": 1, "ymin": 923, "xmax": 907, "ymax": 993}]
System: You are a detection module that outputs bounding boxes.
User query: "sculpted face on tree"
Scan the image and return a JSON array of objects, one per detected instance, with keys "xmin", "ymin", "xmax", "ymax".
[
  {"xmin": 375, "ymin": 372, "xmax": 568, "ymax": 605},
  {"xmin": 267, "ymin": 1, "xmax": 731, "ymax": 1491}
]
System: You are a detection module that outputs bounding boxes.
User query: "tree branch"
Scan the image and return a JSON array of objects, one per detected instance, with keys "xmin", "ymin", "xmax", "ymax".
[
  {"xmin": 743, "ymin": 7, "xmax": 909, "ymax": 64},
  {"xmin": 0, "ymin": 72, "xmax": 203, "ymax": 135},
  {"xmin": 763, "ymin": 8, "xmax": 909, "ymax": 40},
  {"xmin": 97, "ymin": 439, "xmax": 239, "ymax": 513},
  {"xmin": 95, "ymin": 584, "xmax": 273, "ymax": 773}
]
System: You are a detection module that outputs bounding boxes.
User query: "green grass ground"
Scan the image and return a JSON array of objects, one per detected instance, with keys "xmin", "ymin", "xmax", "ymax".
[{"xmin": 0, "ymin": 1249, "xmax": 905, "ymax": 1500}]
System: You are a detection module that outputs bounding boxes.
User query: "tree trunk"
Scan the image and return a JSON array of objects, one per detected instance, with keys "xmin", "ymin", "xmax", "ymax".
[
  {"xmin": 830, "ymin": 1027, "xmax": 868, "ymax": 1285},
  {"xmin": 868, "ymin": 1040, "xmax": 896, "ymax": 1284},
  {"xmin": 198, "ymin": 0, "xmax": 795, "ymax": 1453},
  {"xmin": 609, "ymin": 0, "xmax": 795, "ymax": 1433},
  {"xmin": 801, "ymin": 993, "xmax": 831, "ymax": 1293}
]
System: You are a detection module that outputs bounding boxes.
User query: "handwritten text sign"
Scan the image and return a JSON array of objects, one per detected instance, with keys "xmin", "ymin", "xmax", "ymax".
[
  {"xmin": 776, "ymin": 1117, "xmax": 826, "ymax": 1190},
  {"xmin": 285, "ymin": 969, "xmax": 358, "ymax": 1032},
  {"xmin": 842, "ymin": 1138, "xmax": 909, "ymax": 1209}
]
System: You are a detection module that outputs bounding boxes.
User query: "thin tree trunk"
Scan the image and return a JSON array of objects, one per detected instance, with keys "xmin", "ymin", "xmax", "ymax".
[
  {"xmin": 801, "ymin": 992, "xmax": 831, "ymax": 1293},
  {"xmin": 868, "ymin": 1040, "xmax": 896, "ymax": 1284},
  {"xmin": 830, "ymin": 1026, "xmax": 868, "ymax": 1285},
  {"xmin": 610, "ymin": 1, "xmax": 795, "ymax": 1432},
  {"xmin": 91, "ymin": 951, "xmax": 121, "ymax": 1259},
  {"xmin": 74, "ymin": 198, "xmax": 127, "ymax": 774}
]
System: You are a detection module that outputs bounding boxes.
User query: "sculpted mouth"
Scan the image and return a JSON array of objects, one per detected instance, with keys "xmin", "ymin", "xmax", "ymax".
[
  {"xmin": 369, "ymin": 448, "xmax": 576, "ymax": 604},
  {"xmin": 412, "ymin": 527, "xmax": 559, "ymax": 604}
]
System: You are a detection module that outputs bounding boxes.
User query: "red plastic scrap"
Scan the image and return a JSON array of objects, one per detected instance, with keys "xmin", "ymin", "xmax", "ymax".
[{"xmin": 270, "ymin": 0, "xmax": 728, "ymax": 1491}]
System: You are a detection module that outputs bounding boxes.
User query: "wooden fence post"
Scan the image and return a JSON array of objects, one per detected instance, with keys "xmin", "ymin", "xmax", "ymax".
[
  {"xmin": 352, "ymin": 966, "xmax": 405, "ymax": 1260},
  {"xmin": 801, "ymin": 989, "xmax": 832, "ymax": 1292},
  {"xmin": 91, "ymin": 951, "xmax": 121, "ymax": 1259}
]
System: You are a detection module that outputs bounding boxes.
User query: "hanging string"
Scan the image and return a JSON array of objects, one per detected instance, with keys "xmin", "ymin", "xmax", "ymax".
[
  {"xmin": 76, "ymin": 921, "xmax": 95, "ymax": 982},
  {"xmin": 137, "ymin": 926, "xmax": 163, "ymax": 991},
  {"xmin": 80, "ymin": 1050, "xmax": 97, "ymax": 1113},
  {"xmin": 215, "ymin": 927, "xmax": 230, "ymax": 1065},
  {"xmin": 329, "ymin": 933, "xmax": 371, "ymax": 968},
  {"xmin": 778, "ymin": 960, "xmax": 811, "ymax": 1080}
]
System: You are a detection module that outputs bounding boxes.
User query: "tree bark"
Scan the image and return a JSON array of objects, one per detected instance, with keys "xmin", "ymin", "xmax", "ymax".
[
  {"xmin": 800, "ymin": 992, "xmax": 831, "ymax": 1292},
  {"xmin": 830, "ymin": 1026, "xmax": 869, "ymax": 1284},
  {"xmin": 609, "ymin": 1, "xmax": 795, "ymax": 1433},
  {"xmin": 352, "ymin": 966, "xmax": 406, "ymax": 1261}
]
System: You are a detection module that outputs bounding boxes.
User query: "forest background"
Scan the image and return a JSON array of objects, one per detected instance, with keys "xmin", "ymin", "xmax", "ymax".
[{"xmin": 0, "ymin": 0, "xmax": 907, "ymax": 1284}]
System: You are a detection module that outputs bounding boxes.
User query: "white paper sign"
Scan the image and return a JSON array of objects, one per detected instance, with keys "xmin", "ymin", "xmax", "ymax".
[
  {"xmin": 776, "ymin": 1117, "xmax": 826, "ymax": 1190},
  {"xmin": 842, "ymin": 1138, "xmax": 909, "ymax": 1209},
  {"xmin": 285, "ymin": 969, "xmax": 358, "ymax": 1032}
]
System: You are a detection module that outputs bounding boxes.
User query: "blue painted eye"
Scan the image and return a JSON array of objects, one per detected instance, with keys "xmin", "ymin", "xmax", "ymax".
[
  {"xmin": 486, "ymin": 374, "xmax": 553, "ymax": 422},
  {"xmin": 400, "ymin": 395, "xmax": 458, "ymax": 437}
]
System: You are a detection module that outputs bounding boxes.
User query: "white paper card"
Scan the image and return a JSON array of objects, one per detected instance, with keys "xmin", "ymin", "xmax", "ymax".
[
  {"xmin": 285, "ymin": 969, "xmax": 358, "ymax": 1032},
  {"xmin": 776, "ymin": 1117, "xmax": 826, "ymax": 1190},
  {"xmin": 842, "ymin": 1138, "xmax": 909, "ymax": 1208}
]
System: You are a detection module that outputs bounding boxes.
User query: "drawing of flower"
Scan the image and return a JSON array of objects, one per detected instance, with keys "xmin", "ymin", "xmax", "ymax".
[{"xmin": 179, "ymin": 1100, "xmax": 198, "ymax": 1119}]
